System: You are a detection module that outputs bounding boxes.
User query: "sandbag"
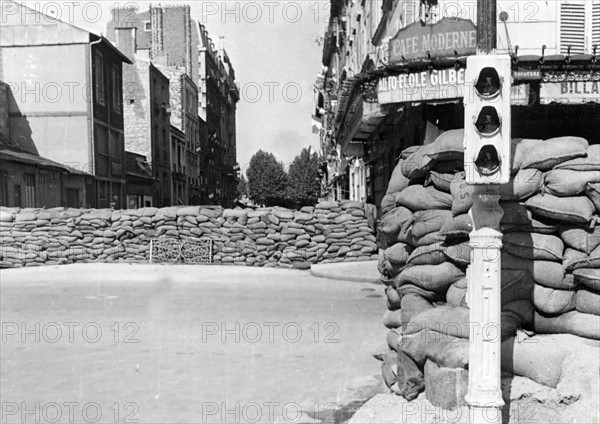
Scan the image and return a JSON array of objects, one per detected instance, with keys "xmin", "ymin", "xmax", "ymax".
[
  {"xmin": 405, "ymin": 231, "xmax": 444, "ymax": 247},
  {"xmin": 395, "ymin": 262, "xmax": 465, "ymax": 292},
  {"xmin": 379, "ymin": 207, "xmax": 414, "ymax": 246},
  {"xmin": 378, "ymin": 257, "xmax": 400, "ymax": 279},
  {"xmin": 446, "ymin": 279, "xmax": 468, "ymax": 308},
  {"xmin": 401, "ymin": 145, "xmax": 421, "ymax": 159},
  {"xmin": 439, "ymin": 214, "xmax": 473, "ymax": 239},
  {"xmin": 394, "ymin": 351, "xmax": 425, "ymax": 401},
  {"xmin": 500, "ymin": 334, "xmax": 568, "ymax": 388},
  {"xmin": 450, "ymin": 173, "xmax": 473, "ymax": 216},
  {"xmin": 587, "ymin": 182, "xmax": 600, "ymax": 213},
  {"xmin": 444, "ymin": 241, "xmax": 470, "ymax": 266},
  {"xmin": 411, "ymin": 210, "xmax": 453, "ymax": 238},
  {"xmin": 511, "ymin": 138, "xmax": 544, "ymax": 173},
  {"xmin": 503, "ymin": 232, "xmax": 564, "ymax": 262},
  {"xmin": 502, "ymin": 253, "xmax": 566, "ymax": 288},
  {"xmin": 526, "ymin": 194, "xmax": 596, "ymax": 224},
  {"xmin": 432, "ymin": 160, "xmax": 463, "ymax": 173},
  {"xmin": 502, "ymin": 299, "xmax": 534, "ymax": 325},
  {"xmin": 407, "ymin": 243, "xmax": 446, "ymax": 266},
  {"xmin": 381, "ymin": 193, "xmax": 398, "ymax": 216},
  {"xmin": 401, "ymin": 329, "xmax": 469, "ymax": 369},
  {"xmin": 387, "ymin": 328, "xmax": 401, "ymax": 352},
  {"xmin": 554, "ymin": 144, "xmax": 600, "ymax": 171},
  {"xmin": 563, "ymin": 246, "xmax": 600, "ymax": 272},
  {"xmin": 500, "ymin": 202, "xmax": 559, "ymax": 234},
  {"xmin": 521, "ymin": 136, "xmax": 589, "ymax": 171},
  {"xmin": 386, "ymin": 286, "xmax": 402, "ymax": 311},
  {"xmin": 383, "ymin": 309, "xmax": 404, "ymax": 329},
  {"xmin": 545, "ymin": 170, "xmax": 600, "ymax": 197},
  {"xmin": 426, "ymin": 171, "xmax": 459, "ymax": 193},
  {"xmin": 575, "ymin": 288, "xmax": 600, "ymax": 316},
  {"xmin": 498, "ymin": 168, "xmax": 544, "ymax": 200},
  {"xmin": 405, "ymin": 305, "xmax": 470, "ymax": 339},
  {"xmin": 533, "ymin": 310, "xmax": 600, "ymax": 340},
  {"xmin": 400, "ymin": 293, "xmax": 433, "ymax": 330},
  {"xmin": 501, "ymin": 269, "xmax": 535, "ymax": 305},
  {"xmin": 401, "ymin": 130, "xmax": 464, "ymax": 180},
  {"xmin": 398, "ymin": 284, "xmax": 443, "ymax": 303},
  {"xmin": 382, "ymin": 351, "xmax": 398, "ymax": 388},
  {"xmin": 559, "ymin": 224, "xmax": 600, "ymax": 254},
  {"xmin": 533, "ymin": 284, "xmax": 576, "ymax": 314},
  {"xmin": 396, "ymin": 185, "xmax": 453, "ymax": 211},
  {"xmin": 387, "ymin": 159, "xmax": 411, "ymax": 195},
  {"xmin": 573, "ymin": 268, "xmax": 600, "ymax": 291},
  {"xmin": 384, "ymin": 242, "xmax": 413, "ymax": 265}
]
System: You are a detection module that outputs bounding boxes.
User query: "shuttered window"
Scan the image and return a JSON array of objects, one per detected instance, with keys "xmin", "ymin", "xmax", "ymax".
[
  {"xmin": 593, "ymin": 1, "xmax": 600, "ymax": 51},
  {"xmin": 23, "ymin": 174, "xmax": 35, "ymax": 207},
  {"xmin": 560, "ymin": 2, "xmax": 586, "ymax": 54}
]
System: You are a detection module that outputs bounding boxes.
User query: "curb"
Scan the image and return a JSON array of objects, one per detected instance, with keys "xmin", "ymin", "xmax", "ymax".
[{"xmin": 310, "ymin": 260, "xmax": 381, "ymax": 284}]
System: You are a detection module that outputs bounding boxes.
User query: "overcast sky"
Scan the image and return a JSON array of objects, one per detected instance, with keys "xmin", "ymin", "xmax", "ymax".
[{"xmin": 22, "ymin": 0, "xmax": 327, "ymax": 174}]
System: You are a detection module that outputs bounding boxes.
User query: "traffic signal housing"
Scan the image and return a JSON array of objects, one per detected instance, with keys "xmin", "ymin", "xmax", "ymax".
[{"xmin": 464, "ymin": 55, "xmax": 512, "ymax": 184}]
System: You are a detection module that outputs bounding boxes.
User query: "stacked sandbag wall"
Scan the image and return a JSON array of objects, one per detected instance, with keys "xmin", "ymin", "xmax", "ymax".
[
  {"xmin": 0, "ymin": 201, "xmax": 378, "ymax": 268},
  {"xmin": 375, "ymin": 130, "xmax": 600, "ymax": 402}
]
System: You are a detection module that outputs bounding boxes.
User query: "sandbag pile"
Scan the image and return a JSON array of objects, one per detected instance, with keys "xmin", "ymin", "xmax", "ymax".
[
  {"xmin": 375, "ymin": 131, "xmax": 600, "ymax": 403},
  {"xmin": 0, "ymin": 201, "xmax": 378, "ymax": 268}
]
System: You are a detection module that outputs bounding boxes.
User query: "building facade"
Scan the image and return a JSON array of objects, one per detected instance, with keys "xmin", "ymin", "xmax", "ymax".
[
  {"xmin": 316, "ymin": 0, "xmax": 600, "ymax": 214},
  {"xmin": 107, "ymin": 4, "xmax": 240, "ymax": 207},
  {"xmin": 0, "ymin": 1, "xmax": 131, "ymax": 208}
]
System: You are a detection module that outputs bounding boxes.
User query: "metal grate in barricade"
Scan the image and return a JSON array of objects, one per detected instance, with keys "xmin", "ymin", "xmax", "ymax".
[{"xmin": 149, "ymin": 238, "xmax": 212, "ymax": 264}]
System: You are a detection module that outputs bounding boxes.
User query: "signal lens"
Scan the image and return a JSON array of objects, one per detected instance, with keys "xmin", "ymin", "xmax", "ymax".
[
  {"xmin": 475, "ymin": 67, "xmax": 501, "ymax": 99},
  {"xmin": 475, "ymin": 106, "xmax": 501, "ymax": 135},
  {"xmin": 474, "ymin": 145, "xmax": 501, "ymax": 175}
]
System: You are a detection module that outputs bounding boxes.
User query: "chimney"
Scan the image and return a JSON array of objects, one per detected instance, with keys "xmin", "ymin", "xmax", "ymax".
[{"xmin": 115, "ymin": 27, "xmax": 137, "ymax": 62}]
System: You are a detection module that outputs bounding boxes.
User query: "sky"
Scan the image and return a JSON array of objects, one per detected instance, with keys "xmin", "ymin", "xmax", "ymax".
[{"xmin": 21, "ymin": 0, "xmax": 328, "ymax": 173}]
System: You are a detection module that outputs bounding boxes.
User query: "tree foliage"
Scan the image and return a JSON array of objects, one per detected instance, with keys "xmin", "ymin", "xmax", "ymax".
[
  {"xmin": 246, "ymin": 150, "xmax": 288, "ymax": 206},
  {"xmin": 287, "ymin": 147, "xmax": 320, "ymax": 207}
]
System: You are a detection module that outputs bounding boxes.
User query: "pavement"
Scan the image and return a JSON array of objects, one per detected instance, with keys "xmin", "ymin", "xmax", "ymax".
[
  {"xmin": 1, "ymin": 263, "xmax": 388, "ymax": 424},
  {"xmin": 310, "ymin": 260, "xmax": 381, "ymax": 284}
]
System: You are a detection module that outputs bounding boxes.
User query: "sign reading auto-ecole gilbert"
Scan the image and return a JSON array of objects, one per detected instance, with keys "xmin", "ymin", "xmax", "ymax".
[{"xmin": 378, "ymin": 18, "xmax": 477, "ymax": 105}]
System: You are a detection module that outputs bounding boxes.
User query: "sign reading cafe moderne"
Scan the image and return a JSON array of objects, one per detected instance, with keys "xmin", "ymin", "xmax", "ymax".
[{"xmin": 389, "ymin": 18, "xmax": 477, "ymax": 63}]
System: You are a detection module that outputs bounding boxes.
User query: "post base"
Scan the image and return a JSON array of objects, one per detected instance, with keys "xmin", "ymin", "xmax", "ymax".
[{"xmin": 466, "ymin": 403, "xmax": 503, "ymax": 424}]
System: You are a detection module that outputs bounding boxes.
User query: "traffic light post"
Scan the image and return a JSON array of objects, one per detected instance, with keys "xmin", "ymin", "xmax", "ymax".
[{"xmin": 463, "ymin": 1, "xmax": 508, "ymax": 423}]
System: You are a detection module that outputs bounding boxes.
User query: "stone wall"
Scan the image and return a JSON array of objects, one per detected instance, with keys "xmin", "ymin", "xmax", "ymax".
[{"xmin": 0, "ymin": 201, "xmax": 378, "ymax": 268}]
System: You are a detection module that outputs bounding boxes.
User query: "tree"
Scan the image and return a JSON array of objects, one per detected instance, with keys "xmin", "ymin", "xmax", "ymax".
[
  {"xmin": 237, "ymin": 174, "xmax": 248, "ymax": 199},
  {"xmin": 287, "ymin": 147, "xmax": 321, "ymax": 208},
  {"xmin": 246, "ymin": 150, "xmax": 288, "ymax": 206}
]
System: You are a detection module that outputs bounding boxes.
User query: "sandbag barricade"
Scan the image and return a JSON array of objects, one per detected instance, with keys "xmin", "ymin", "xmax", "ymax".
[
  {"xmin": 374, "ymin": 132, "xmax": 600, "ymax": 402},
  {"xmin": 0, "ymin": 201, "xmax": 379, "ymax": 269}
]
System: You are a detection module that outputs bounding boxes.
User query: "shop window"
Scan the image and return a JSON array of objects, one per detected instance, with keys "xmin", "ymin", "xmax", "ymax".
[
  {"xmin": 23, "ymin": 173, "xmax": 35, "ymax": 207},
  {"xmin": 94, "ymin": 51, "xmax": 105, "ymax": 105}
]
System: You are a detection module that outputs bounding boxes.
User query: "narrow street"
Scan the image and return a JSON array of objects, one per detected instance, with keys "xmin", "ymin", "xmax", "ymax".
[{"xmin": 1, "ymin": 265, "xmax": 386, "ymax": 423}]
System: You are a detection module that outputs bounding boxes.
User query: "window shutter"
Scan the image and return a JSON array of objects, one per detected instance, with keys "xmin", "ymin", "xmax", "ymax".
[
  {"xmin": 560, "ymin": 2, "xmax": 586, "ymax": 54},
  {"xmin": 593, "ymin": 1, "xmax": 600, "ymax": 51}
]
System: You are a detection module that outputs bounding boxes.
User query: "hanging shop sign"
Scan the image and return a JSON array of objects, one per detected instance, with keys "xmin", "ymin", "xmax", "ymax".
[
  {"xmin": 513, "ymin": 68, "xmax": 541, "ymax": 81},
  {"xmin": 540, "ymin": 81, "xmax": 600, "ymax": 104},
  {"xmin": 389, "ymin": 18, "xmax": 477, "ymax": 64},
  {"xmin": 377, "ymin": 68, "xmax": 531, "ymax": 105}
]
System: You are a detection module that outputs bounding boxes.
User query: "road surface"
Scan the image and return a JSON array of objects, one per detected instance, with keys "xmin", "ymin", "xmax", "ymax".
[{"xmin": 1, "ymin": 264, "xmax": 387, "ymax": 424}]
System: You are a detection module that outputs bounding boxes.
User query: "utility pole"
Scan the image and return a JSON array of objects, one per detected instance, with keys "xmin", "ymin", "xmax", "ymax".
[{"xmin": 463, "ymin": 0, "xmax": 507, "ymax": 423}]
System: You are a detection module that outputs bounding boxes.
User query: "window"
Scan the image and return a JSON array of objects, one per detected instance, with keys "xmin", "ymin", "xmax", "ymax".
[
  {"xmin": 560, "ymin": 2, "xmax": 586, "ymax": 54},
  {"xmin": 98, "ymin": 181, "xmax": 107, "ymax": 200},
  {"xmin": 13, "ymin": 185, "xmax": 21, "ymax": 207},
  {"xmin": 144, "ymin": 21, "xmax": 151, "ymax": 31},
  {"xmin": 112, "ymin": 64, "xmax": 121, "ymax": 113},
  {"xmin": 23, "ymin": 174, "xmax": 35, "ymax": 207},
  {"xmin": 94, "ymin": 51, "xmax": 105, "ymax": 105}
]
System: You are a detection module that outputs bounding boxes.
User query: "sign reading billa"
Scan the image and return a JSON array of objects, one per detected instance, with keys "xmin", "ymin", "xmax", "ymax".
[
  {"xmin": 540, "ymin": 81, "xmax": 600, "ymax": 104},
  {"xmin": 389, "ymin": 18, "xmax": 477, "ymax": 64}
]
